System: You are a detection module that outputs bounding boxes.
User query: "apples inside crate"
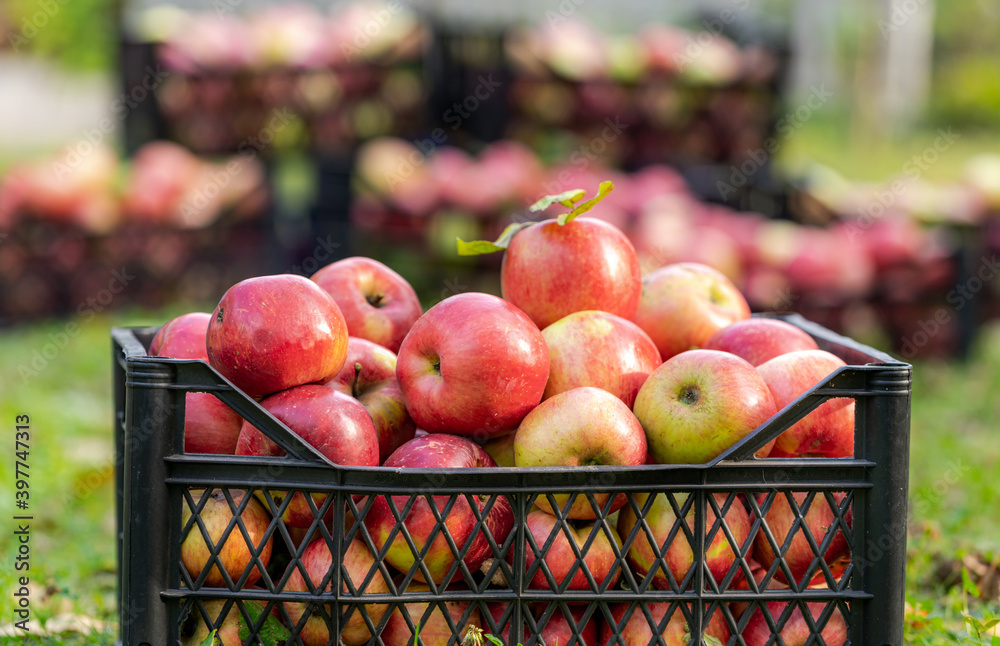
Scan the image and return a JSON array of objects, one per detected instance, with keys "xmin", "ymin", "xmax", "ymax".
[{"xmin": 112, "ymin": 314, "xmax": 910, "ymax": 646}]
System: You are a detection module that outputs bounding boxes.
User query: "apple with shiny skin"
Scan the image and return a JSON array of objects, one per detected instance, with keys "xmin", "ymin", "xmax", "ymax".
[
  {"xmin": 364, "ymin": 434, "xmax": 514, "ymax": 584},
  {"xmin": 501, "ymin": 216, "xmax": 642, "ymax": 329},
  {"xmin": 541, "ymin": 310, "xmax": 661, "ymax": 408},
  {"xmin": 322, "ymin": 336, "xmax": 416, "ymax": 463},
  {"xmin": 602, "ymin": 602, "xmax": 731, "ymax": 646},
  {"xmin": 236, "ymin": 385, "xmax": 379, "ymax": 527},
  {"xmin": 207, "ymin": 274, "xmax": 348, "ymax": 398},
  {"xmin": 634, "ymin": 350, "xmax": 777, "ymax": 464},
  {"xmin": 381, "ymin": 583, "xmax": 481, "ymax": 646},
  {"xmin": 311, "ymin": 256, "xmax": 422, "ymax": 353},
  {"xmin": 486, "ymin": 602, "xmax": 598, "ymax": 646},
  {"xmin": 632, "ymin": 262, "xmax": 750, "ymax": 361},
  {"xmin": 396, "ymin": 292, "xmax": 549, "ymax": 438},
  {"xmin": 741, "ymin": 601, "xmax": 847, "ymax": 646},
  {"xmin": 617, "ymin": 492, "xmax": 751, "ymax": 590},
  {"xmin": 514, "ymin": 386, "xmax": 647, "ymax": 519},
  {"xmin": 180, "ymin": 489, "xmax": 272, "ymax": 588},
  {"xmin": 150, "ymin": 311, "xmax": 212, "ymax": 358},
  {"xmin": 756, "ymin": 350, "xmax": 854, "ymax": 458},
  {"xmin": 283, "ymin": 535, "xmax": 392, "ymax": 646},
  {"xmin": 704, "ymin": 318, "xmax": 819, "ymax": 367},
  {"xmin": 514, "ymin": 508, "xmax": 622, "ymax": 592}
]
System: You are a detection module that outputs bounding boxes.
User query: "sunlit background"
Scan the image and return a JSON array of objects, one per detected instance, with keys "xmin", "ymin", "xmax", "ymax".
[{"xmin": 0, "ymin": 0, "xmax": 999, "ymax": 642}]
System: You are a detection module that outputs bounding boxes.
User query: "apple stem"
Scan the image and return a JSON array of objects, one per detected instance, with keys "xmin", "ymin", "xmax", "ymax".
[
  {"xmin": 352, "ymin": 362, "xmax": 363, "ymax": 398},
  {"xmin": 366, "ymin": 293, "xmax": 385, "ymax": 307}
]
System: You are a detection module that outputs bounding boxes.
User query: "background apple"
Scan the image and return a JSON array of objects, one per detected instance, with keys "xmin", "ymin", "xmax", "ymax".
[
  {"xmin": 753, "ymin": 491, "xmax": 851, "ymax": 587},
  {"xmin": 322, "ymin": 336, "xmax": 416, "ymax": 463},
  {"xmin": 756, "ymin": 350, "xmax": 855, "ymax": 458},
  {"xmin": 364, "ymin": 434, "xmax": 514, "ymax": 584},
  {"xmin": 486, "ymin": 601, "xmax": 598, "ymax": 646},
  {"xmin": 514, "ymin": 386, "xmax": 647, "ymax": 519},
  {"xmin": 740, "ymin": 601, "xmax": 847, "ymax": 646},
  {"xmin": 601, "ymin": 602, "xmax": 731, "ymax": 646},
  {"xmin": 381, "ymin": 583, "xmax": 481, "ymax": 646},
  {"xmin": 515, "ymin": 508, "xmax": 622, "ymax": 592},
  {"xmin": 634, "ymin": 350, "xmax": 777, "ymax": 464},
  {"xmin": 236, "ymin": 385, "xmax": 379, "ymax": 527},
  {"xmin": 501, "ymin": 216, "xmax": 642, "ymax": 329},
  {"xmin": 541, "ymin": 310, "xmax": 661, "ymax": 407},
  {"xmin": 311, "ymin": 256, "xmax": 423, "ymax": 353},
  {"xmin": 180, "ymin": 488, "xmax": 272, "ymax": 588},
  {"xmin": 481, "ymin": 432, "xmax": 517, "ymax": 467},
  {"xmin": 207, "ymin": 274, "xmax": 348, "ymax": 398},
  {"xmin": 283, "ymin": 535, "xmax": 392, "ymax": 646},
  {"xmin": 632, "ymin": 262, "xmax": 750, "ymax": 361},
  {"xmin": 150, "ymin": 312, "xmax": 212, "ymax": 358},
  {"xmin": 180, "ymin": 599, "xmax": 289, "ymax": 646},
  {"xmin": 703, "ymin": 318, "xmax": 819, "ymax": 367},
  {"xmin": 396, "ymin": 292, "xmax": 549, "ymax": 437}
]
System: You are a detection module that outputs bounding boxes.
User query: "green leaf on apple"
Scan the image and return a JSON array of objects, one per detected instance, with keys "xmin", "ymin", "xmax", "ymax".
[
  {"xmin": 704, "ymin": 635, "xmax": 725, "ymax": 646},
  {"xmin": 555, "ymin": 180, "xmax": 615, "ymax": 225},
  {"xmin": 237, "ymin": 600, "xmax": 292, "ymax": 645},
  {"xmin": 456, "ymin": 221, "xmax": 535, "ymax": 256},
  {"xmin": 198, "ymin": 630, "xmax": 219, "ymax": 646},
  {"xmin": 528, "ymin": 188, "xmax": 586, "ymax": 212}
]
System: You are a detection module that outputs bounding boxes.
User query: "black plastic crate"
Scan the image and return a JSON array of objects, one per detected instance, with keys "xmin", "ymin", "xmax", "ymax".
[{"xmin": 112, "ymin": 314, "xmax": 910, "ymax": 645}]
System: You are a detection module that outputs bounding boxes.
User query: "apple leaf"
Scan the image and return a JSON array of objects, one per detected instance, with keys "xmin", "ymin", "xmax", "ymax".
[
  {"xmin": 198, "ymin": 630, "xmax": 219, "ymax": 646},
  {"xmin": 238, "ymin": 601, "xmax": 291, "ymax": 645},
  {"xmin": 456, "ymin": 221, "xmax": 535, "ymax": 256},
  {"xmin": 528, "ymin": 188, "xmax": 586, "ymax": 212},
  {"xmin": 556, "ymin": 180, "xmax": 615, "ymax": 225},
  {"xmin": 704, "ymin": 635, "xmax": 725, "ymax": 646}
]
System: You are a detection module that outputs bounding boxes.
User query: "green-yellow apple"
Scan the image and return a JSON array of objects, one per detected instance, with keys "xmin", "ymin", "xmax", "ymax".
[
  {"xmin": 703, "ymin": 318, "xmax": 819, "ymax": 367},
  {"xmin": 601, "ymin": 602, "xmax": 731, "ymax": 645},
  {"xmin": 180, "ymin": 489, "xmax": 272, "ymax": 588},
  {"xmin": 381, "ymin": 583, "xmax": 481, "ymax": 646},
  {"xmin": 514, "ymin": 386, "xmax": 647, "ymax": 519},
  {"xmin": 311, "ymin": 256, "xmax": 422, "ymax": 353},
  {"xmin": 541, "ymin": 310, "xmax": 661, "ymax": 408},
  {"xmin": 632, "ymin": 262, "xmax": 750, "ymax": 361},
  {"xmin": 634, "ymin": 349, "xmax": 777, "ymax": 464},
  {"xmin": 396, "ymin": 292, "xmax": 549, "ymax": 438}
]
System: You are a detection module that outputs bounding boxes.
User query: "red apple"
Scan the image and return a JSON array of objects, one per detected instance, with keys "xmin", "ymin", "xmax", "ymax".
[
  {"xmin": 501, "ymin": 216, "xmax": 642, "ymax": 329},
  {"xmin": 207, "ymin": 274, "xmax": 349, "ymax": 398},
  {"xmin": 150, "ymin": 312, "xmax": 211, "ymax": 359},
  {"xmin": 632, "ymin": 262, "xmax": 750, "ymax": 361},
  {"xmin": 753, "ymin": 491, "xmax": 851, "ymax": 587},
  {"xmin": 602, "ymin": 602, "xmax": 731, "ymax": 645},
  {"xmin": 740, "ymin": 601, "xmax": 847, "ymax": 646},
  {"xmin": 150, "ymin": 313, "xmax": 243, "ymax": 455},
  {"xmin": 322, "ymin": 337, "xmax": 416, "ymax": 463},
  {"xmin": 634, "ymin": 350, "xmax": 777, "ymax": 464},
  {"xmin": 703, "ymin": 318, "xmax": 819, "ymax": 367},
  {"xmin": 311, "ymin": 257, "xmax": 423, "ymax": 353},
  {"xmin": 486, "ymin": 602, "xmax": 598, "ymax": 645},
  {"xmin": 364, "ymin": 434, "xmax": 514, "ymax": 584},
  {"xmin": 180, "ymin": 599, "xmax": 289, "ymax": 646},
  {"xmin": 756, "ymin": 350, "xmax": 854, "ymax": 458},
  {"xmin": 396, "ymin": 292, "xmax": 549, "ymax": 438},
  {"xmin": 236, "ymin": 385, "xmax": 379, "ymax": 527},
  {"xmin": 514, "ymin": 508, "xmax": 622, "ymax": 592},
  {"xmin": 617, "ymin": 492, "xmax": 751, "ymax": 591},
  {"xmin": 541, "ymin": 310, "xmax": 661, "ymax": 408},
  {"xmin": 514, "ymin": 387, "xmax": 647, "ymax": 519},
  {"xmin": 180, "ymin": 489, "xmax": 273, "ymax": 588},
  {"xmin": 381, "ymin": 583, "xmax": 481, "ymax": 646},
  {"xmin": 283, "ymin": 535, "xmax": 392, "ymax": 646}
]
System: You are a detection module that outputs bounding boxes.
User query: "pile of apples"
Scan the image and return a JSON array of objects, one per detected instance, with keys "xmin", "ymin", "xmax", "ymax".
[{"xmin": 155, "ymin": 184, "xmax": 854, "ymax": 645}]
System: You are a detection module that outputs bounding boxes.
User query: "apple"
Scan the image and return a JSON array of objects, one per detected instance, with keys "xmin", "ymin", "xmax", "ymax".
[
  {"xmin": 283, "ymin": 535, "xmax": 392, "ymax": 646},
  {"xmin": 602, "ymin": 602, "xmax": 730, "ymax": 645},
  {"xmin": 150, "ymin": 312, "xmax": 212, "ymax": 359},
  {"xmin": 756, "ymin": 350, "xmax": 855, "ymax": 458},
  {"xmin": 541, "ymin": 310, "xmax": 661, "ymax": 408},
  {"xmin": 634, "ymin": 350, "xmax": 777, "ymax": 464},
  {"xmin": 180, "ymin": 599, "xmax": 289, "ymax": 646},
  {"xmin": 753, "ymin": 491, "xmax": 851, "ymax": 587},
  {"xmin": 311, "ymin": 257, "xmax": 422, "ymax": 353},
  {"xmin": 207, "ymin": 274, "xmax": 349, "ymax": 398},
  {"xmin": 150, "ymin": 313, "xmax": 243, "ymax": 455},
  {"xmin": 703, "ymin": 318, "xmax": 819, "ymax": 367},
  {"xmin": 514, "ymin": 508, "xmax": 622, "ymax": 592},
  {"xmin": 381, "ymin": 583, "xmax": 481, "ymax": 646},
  {"xmin": 395, "ymin": 292, "xmax": 549, "ymax": 438},
  {"xmin": 236, "ymin": 385, "xmax": 380, "ymax": 527},
  {"xmin": 322, "ymin": 337, "xmax": 416, "ymax": 463},
  {"xmin": 501, "ymin": 216, "xmax": 642, "ymax": 330},
  {"xmin": 481, "ymin": 432, "xmax": 516, "ymax": 468},
  {"xmin": 364, "ymin": 434, "xmax": 515, "ymax": 584},
  {"xmin": 632, "ymin": 262, "xmax": 750, "ymax": 361},
  {"xmin": 514, "ymin": 387, "xmax": 647, "ymax": 519},
  {"xmin": 180, "ymin": 489, "xmax": 273, "ymax": 588},
  {"xmin": 740, "ymin": 601, "xmax": 847, "ymax": 646},
  {"xmin": 617, "ymin": 492, "xmax": 751, "ymax": 591},
  {"xmin": 486, "ymin": 602, "xmax": 598, "ymax": 645}
]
